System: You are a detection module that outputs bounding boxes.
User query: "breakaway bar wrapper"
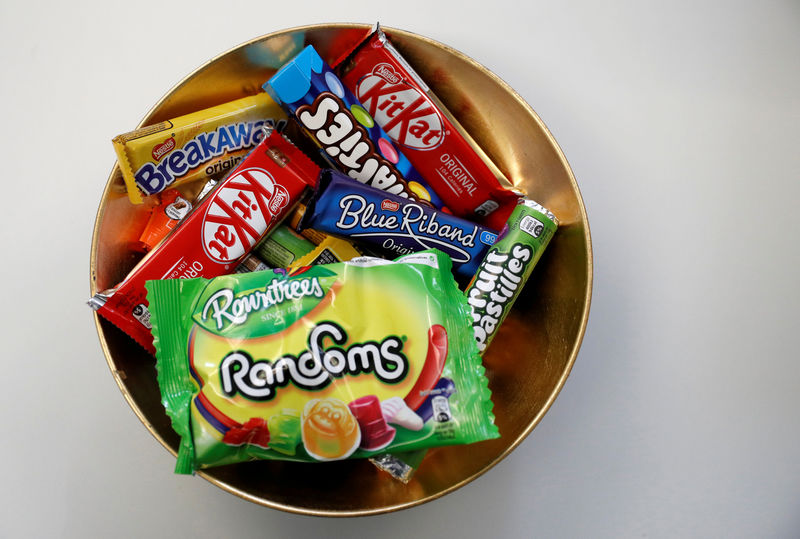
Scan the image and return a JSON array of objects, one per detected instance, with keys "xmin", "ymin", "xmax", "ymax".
[
  {"xmin": 113, "ymin": 93, "xmax": 286, "ymax": 204},
  {"xmin": 465, "ymin": 199, "xmax": 558, "ymax": 353},
  {"xmin": 89, "ymin": 130, "xmax": 319, "ymax": 354},
  {"xmin": 299, "ymin": 169, "xmax": 498, "ymax": 280},
  {"xmin": 145, "ymin": 250, "xmax": 498, "ymax": 473},
  {"xmin": 335, "ymin": 27, "xmax": 522, "ymax": 230},
  {"xmin": 263, "ymin": 45, "xmax": 446, "ymax": 208}
]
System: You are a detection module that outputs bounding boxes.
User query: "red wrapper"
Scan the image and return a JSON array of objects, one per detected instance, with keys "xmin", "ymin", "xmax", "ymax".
[
  {"xmin": 90, "ymin": 130, "xmax": 320, "ymax": 353},
  {"xmin": 335, "ymin": 27, "xmax": 521, "ymax": 230}
]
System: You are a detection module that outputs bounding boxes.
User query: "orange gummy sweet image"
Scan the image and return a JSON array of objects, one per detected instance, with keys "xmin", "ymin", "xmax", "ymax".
[{"xmin": 301, "ymin": 398, "xmax": 361, "ymax": 461}]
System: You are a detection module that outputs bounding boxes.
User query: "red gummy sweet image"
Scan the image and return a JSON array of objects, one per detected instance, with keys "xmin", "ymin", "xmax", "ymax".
[
  {"xmin": 222, "ymin": 417, "xmax": 270, "ymax": 449},
  {"xmin": 404, "ymin": 324, "xmax": 448, "ymax": 411}
]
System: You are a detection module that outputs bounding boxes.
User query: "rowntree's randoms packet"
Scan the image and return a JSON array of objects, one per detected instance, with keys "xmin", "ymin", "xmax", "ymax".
[{"xmin": 146, "ymin": 249, "xmax": 498, "ymax": 473}]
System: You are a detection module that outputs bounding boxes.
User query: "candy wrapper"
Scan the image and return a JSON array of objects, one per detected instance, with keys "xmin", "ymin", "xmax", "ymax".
[
  {"xmin": 465, "ymin": 198, "xmax": 558, "ymax": 353},
  {"xmin": 145, "ymin": 249, "xmax": 498, "ymax": 473},
  {"xmin": 298, "ymin": 169, "xmax": 498, "ymax": 280},
  {"xmin": 135, "ymin": 189, "xmax": 193, "ymax": 252},
  {"xmin": 335, "ymin": 26, "xmax": 522, "ymax": 230},
  {"xmin": 235, "ymin": 254, "xmax": 271, "ymax": 274},
  {"xmin": 88, "ymin": 129, "xmax": 319, "ymax": 353},
  {"xmin": 371, "ymin": 198, "xmax": 557, "ymax": 481},
  {"xmin": 288, "ymin": 236, "xmax": 361, "ymax": 268},
  {"xmin": 263, "ymin": 45, "xmax": 446, "ymax": 208},
  {"xmin": 287, "ymin": 203, "xmax": 328, "ymax": 245},
  {"xmin": 113, "ymin": 93, "xmax": 286, "ymax": 204},
  {"xmin": 251, "ymin": 224, "xmax": 315, "ymax": 268}
]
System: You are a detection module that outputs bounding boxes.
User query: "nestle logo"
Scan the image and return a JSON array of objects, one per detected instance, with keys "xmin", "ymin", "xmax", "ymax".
[
  {"xmin": 269, "ymin": 185, "xmax": 290, "ymax": 213},
  {"xmin": 381, "ymin": 199, "xmax": 400, "ymax": 211},
  {"xmin": 152, "ymin": 137, "xmax": 175, "ymax": 161},
  {"xmin": 372, "ymin": 63, "xmax": 401, "ymax": 85}
]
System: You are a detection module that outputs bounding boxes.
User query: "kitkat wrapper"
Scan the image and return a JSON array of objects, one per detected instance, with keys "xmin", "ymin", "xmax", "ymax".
[
  {"xmin": 89, "ymin": 130, "xmax": 319, "ymax": 354},
  {"xmin": 335, "ymin": 26, "xmax": 522, "ymax": 229},
  {"xmin": 146, "ymin": 249, "xmax": 498, "ymax": 473}
]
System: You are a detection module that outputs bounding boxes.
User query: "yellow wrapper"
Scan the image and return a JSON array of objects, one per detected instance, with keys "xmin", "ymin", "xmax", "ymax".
[
  {"xmin": 288, "ymin": 203, "xmax": 328, "ymax": 245},
  {"xmin": 289, "ymin": 237, "xmax": 362, "ymax": 269},
  {"xmin": 112, "ymin": 93, "xmax": 286, "ymax": 204}
]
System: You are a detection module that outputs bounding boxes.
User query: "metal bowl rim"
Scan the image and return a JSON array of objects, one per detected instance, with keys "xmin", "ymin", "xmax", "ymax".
[{"xmin": 90, "ymin": 22, "xmax": 593, "ymax": 517}]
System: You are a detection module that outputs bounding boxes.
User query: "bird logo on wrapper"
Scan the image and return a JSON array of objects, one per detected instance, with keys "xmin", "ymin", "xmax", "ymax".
[
  {"xmin": 201, "ymin": 167, "xmax": 290, "ymax": 263},
  {"xmin": 356, "ymin": 64, "xmax": 445, "ymax": 151}
]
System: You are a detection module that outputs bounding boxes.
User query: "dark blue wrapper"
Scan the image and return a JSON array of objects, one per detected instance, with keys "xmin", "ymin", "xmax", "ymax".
[{"xmin": 299, "ymin": 170, "xmax": 498, "ymax": 279}]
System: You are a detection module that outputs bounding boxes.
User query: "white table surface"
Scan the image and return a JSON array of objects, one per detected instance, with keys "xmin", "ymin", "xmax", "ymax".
[{"xmin": 2, "ymin": 0, "xmax": 798, "ymax": 537}]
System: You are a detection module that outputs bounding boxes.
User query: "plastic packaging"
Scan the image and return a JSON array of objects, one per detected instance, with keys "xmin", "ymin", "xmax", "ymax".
[{"xmin": 145, "ymin": 249, "xmax": 498, "ymax": 473}]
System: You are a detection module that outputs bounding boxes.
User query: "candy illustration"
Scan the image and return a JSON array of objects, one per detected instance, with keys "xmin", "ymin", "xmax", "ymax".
[
  {"xmin": 349, "ymin": 104, "xmax": 374, "ymax": 128},
  {"xmin": 378, "ymin": 137, "xmax": 399, "ymax": 164},
  {"xmin": 407, "ymin": 180, "xmax": 431, "ymax": 202},
  {"xmin": 222, "ymin": 417, "xmax": 270, "ymax": 449},
  {"xmin": 380, "ymin": 397, "xmax": 424, "ymax": 431},
  {"xmin": 324, "ymin": 71, "xmax": 344, "ymax": 98},
  {"xmin": 349, "ymin": 395, "xmax": 396, "ymax": 451},
  {"xmin": 301, "ymin": 398, "xmax": 361, "ymax": 461},
  {"xmin": 267, "ymin": 410, "xmax": 301, "ymax": 456},
  {"xmin": 404, "ymin": 324, "xmax": 449, "ymax": 411}
]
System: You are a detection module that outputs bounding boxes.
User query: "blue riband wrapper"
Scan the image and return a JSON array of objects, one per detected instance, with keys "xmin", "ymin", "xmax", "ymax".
[
  {"xmin": 298, "ymin": 169, "xmax": 498, "ymax": 279},
  {"xmin": 263, "ymin": 45, "xmax": 446, "ymax": 209}
]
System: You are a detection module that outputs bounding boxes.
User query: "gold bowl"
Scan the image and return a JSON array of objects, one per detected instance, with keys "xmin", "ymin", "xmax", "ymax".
[{"xmin": 90, "ymin": 23, "xmax": 592, "ymax": 516}]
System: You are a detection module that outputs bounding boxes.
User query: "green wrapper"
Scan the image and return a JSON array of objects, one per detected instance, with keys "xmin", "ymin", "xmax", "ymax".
[
  {"xmin": 145, "ymin": 249, "xmax": 498, "ymax": 473},
  {"xmin": 465, "ymin": 199, "xmax": 558, "ymax": 354},
  {"xmin": 252, "ymin": 224, "xmax": 315, "ymax": 268},
  {"xmin": 372, "ymin": 200, "xmax": 558, "ymax": 482}
]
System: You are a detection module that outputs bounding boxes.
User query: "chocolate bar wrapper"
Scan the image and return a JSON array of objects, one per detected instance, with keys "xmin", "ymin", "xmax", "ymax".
[
  {"xmin": 465, "ymin": 199, "xmax": 558, "ymax": 353},
  {"xmin": 235, "ymin": 254, "xmax": 272, "ymax": 274},
  {"xmin": 252, "ymin": 224, "xmax": 315, "ymax": 268},
  {"xmin": 88, "ymin": 130, "xmax": 320, "ymax": 353},
  {"xmin": 263, "ymin": 45, "xmax": 446, "ymax": 208},
  {"xmin": 113, "ymin": 93, "xmax": 286, "ymax": 204},
  {"xmin": 335, "ymin": 26, "xmax": 522, "ymax": 230},
  {"xmin": 287, "ymin": 203, "xmax": 328, "ymax": 245},
  {"xmin": 289, "ymin": 236, "xmax": 361, "ymax": 268},
  {"xmin": 299, "ymin": 169, "xmax": 498, "ymax": 280}
]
